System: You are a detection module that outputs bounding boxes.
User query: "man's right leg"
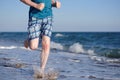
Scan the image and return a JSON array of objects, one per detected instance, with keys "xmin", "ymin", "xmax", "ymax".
[{"xmin": 24, "ymin": 38, "xmax": 39, "ymax": 50}]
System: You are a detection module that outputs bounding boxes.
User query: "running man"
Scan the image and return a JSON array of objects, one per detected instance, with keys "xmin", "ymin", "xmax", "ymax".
[{"xmin": 20, "ymin": 0, "xmax": 61, "ymax": 78}]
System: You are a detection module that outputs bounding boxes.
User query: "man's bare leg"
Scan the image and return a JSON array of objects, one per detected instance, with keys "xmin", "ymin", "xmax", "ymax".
[
  {"xmin": 24, "ymin": 38, "xmax": 39, "ymax": 50},
  {"xmin": 40, "ymin": 36, "xmax": 50, "ymax": 74},
  {"xmin": 24, "ymin": 38, "xmax": 44, "ymax": 78},
  {"xmin": 24, "ymin": 37, "xmax": 50, "ymax": 78}
]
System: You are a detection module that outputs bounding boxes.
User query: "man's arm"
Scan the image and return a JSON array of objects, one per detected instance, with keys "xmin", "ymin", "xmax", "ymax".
[
  {"xmin": 51, "ymin": 0, "xmax": 61, "ymax": 8},
  {"xmin": 20, "ymin": 0, "xmax": 44, "ymax": 10}
]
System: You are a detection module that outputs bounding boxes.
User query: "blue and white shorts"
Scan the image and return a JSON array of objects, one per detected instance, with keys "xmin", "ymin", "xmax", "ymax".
[{"xmin": 28, "ymin": 17, "xmax": 53, "ymax": 40}]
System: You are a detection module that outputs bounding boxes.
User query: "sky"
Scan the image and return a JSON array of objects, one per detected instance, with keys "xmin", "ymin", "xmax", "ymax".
[{"xmin": 0, "ymin": 0, "xmax": 120, "ymax": 32}]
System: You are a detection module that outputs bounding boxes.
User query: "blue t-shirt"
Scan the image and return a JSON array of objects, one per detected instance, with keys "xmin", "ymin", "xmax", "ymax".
[{"xmin": 29, "ymin": 0, "xmax": 53, "ymax": 19}]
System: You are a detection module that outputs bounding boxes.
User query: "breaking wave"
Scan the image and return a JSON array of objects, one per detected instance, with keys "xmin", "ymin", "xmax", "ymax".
[
  {"xmin": 69, "ymin": 43, "xmax": 85, "ymax": 53},
  {"xmin": 50, "ymin": 42, "xmax": 95, "ymax": 55}
]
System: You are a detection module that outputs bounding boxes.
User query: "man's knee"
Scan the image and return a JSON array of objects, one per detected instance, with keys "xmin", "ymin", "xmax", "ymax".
[
  {"xmin": 42, "ymin": 41, "xmax": 49, "ymax": 50},
  {"xmin": 29, "ymin": 46, "xmax": 38, "ymax": 50},
  {"xmin": 42, "ymin": 36, "xmax": 50, "ymax": 51}
]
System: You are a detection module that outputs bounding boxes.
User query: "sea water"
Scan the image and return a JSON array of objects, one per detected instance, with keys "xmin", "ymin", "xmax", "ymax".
[{"xmin": 0, "ymin": 32, "xmax": 120, "ymax": 80}]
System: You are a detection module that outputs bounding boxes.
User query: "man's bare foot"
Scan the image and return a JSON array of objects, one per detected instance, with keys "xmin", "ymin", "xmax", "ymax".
[
  {"xmin": 33, "ymin": 68, "xmax": 44, "ymax": 79},
  {"xmin": 24, "ymin": 40, "xmax": 29, "ymax": 48},
  {"xmin": 37, "ymin": 71, "xmax": 44, "ymax": 78}
]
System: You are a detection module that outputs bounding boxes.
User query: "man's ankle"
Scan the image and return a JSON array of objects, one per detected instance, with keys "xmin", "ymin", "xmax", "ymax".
[{"xmin": 40, "ymin": 68, "xmax": 44, "ymax": 73}]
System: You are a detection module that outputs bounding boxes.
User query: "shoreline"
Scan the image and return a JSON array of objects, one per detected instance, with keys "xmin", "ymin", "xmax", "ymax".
[{"xmin": 0, "ymin": 47, "xmax": 120, "ymax": 80}]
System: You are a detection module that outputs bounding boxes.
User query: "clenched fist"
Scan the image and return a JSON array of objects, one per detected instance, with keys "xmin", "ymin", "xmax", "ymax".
[
  {"xmin": 36, "ymin": 3, "xmax": 45, "ymax": 11},
  {"xmin": 56, "ymin": 1, "xmax": 61, "ymax": 8}
]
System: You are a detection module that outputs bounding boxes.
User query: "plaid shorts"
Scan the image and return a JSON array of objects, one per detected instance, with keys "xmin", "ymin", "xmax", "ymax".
[{"xmin": 28, "ymin": 17, "xmax": 53, "ymax": 40}]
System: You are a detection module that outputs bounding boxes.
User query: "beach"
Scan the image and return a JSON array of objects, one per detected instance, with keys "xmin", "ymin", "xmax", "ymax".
[{"xmin": 0, "ymin": 32, "xmax": 120, "ymax": 80}]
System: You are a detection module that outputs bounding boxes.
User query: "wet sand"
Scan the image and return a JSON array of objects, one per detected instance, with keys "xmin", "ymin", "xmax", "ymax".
[{"xmin": 0, "ymin": 47, "xmax": 120, "ymax": 80}]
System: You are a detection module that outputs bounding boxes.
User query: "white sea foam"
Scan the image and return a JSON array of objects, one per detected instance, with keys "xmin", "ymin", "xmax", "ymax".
[
  {"xmin": 69, "ymin": 43, "xmax": 85, "ymax": 53},
  {"xmin": 50, "ymin": 42, "xmax": 64, "ymax": 50},
  {"xmin": 90, "ymin": 56, "xmax": 105, "ymax": 62},
  {"xmin": 55, "ymin": 33, "xmax": 64, "ymax": 37},
  {"xmin": 90, "ymin": 55, "xmax": 120, "ymax": 63},
  {"xmin": 0, "ymin": 46, "xmax": 17, "ymax": 49},
  {"xmin": 87, "ymin": 49, "xmax": 95, "ymax": 55},
  {"xmin": 106, "ymin": 59, "xmax": 120, "ymax": 63}
]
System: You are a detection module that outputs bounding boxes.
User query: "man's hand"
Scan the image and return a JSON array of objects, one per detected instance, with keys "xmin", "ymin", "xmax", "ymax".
[
  {"xmin": 56, "ymin": 1, "xmax": 61, "ymax": 8},
  {"xmin": 52, "ymin": 0, "xmax": 61, "ymax": 8},
  {"xmin": 20, "ymin": 0, "xmax": 45, "ymax": 11},
  {"xmin": 36, "ymin": 3, "xmax": 45, "ymax": 11}
]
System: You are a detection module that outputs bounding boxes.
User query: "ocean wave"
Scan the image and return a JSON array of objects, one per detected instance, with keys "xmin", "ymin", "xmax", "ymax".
[
  {"xmin": 68, "ymin": 43, "xmax": 95, "ymax": 55},
  {"xmin": 50, "ymin": 42, "xmax": 95, "ymax": 55},
  {"xmin": 69, "ymin": 43, "xmax": 85, "ymax": 53},
  {"xmin": 50, "ymin": 42, "xmax": 64, "ymax": 50},
  {"xmin": 93, "ymin": 46, "xmax": 120, "ymax": 58},
  {"xmin": 89, "ymin": 48, "xmax": 120, "ymax": 63},
  {"xmin": 90, "ymin": 55, "xmax": 120, "ymax": 63},
  {"xmin": 55, "ymin": 33, "xmax": 64, "ymax": 37},
  {"xmin": 50, "ymin": 42, "xmax": 120, "ymax": 61},
  {"xmin": 104, "ymin": 49, "xmax": 120, "ymax": 58}
]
